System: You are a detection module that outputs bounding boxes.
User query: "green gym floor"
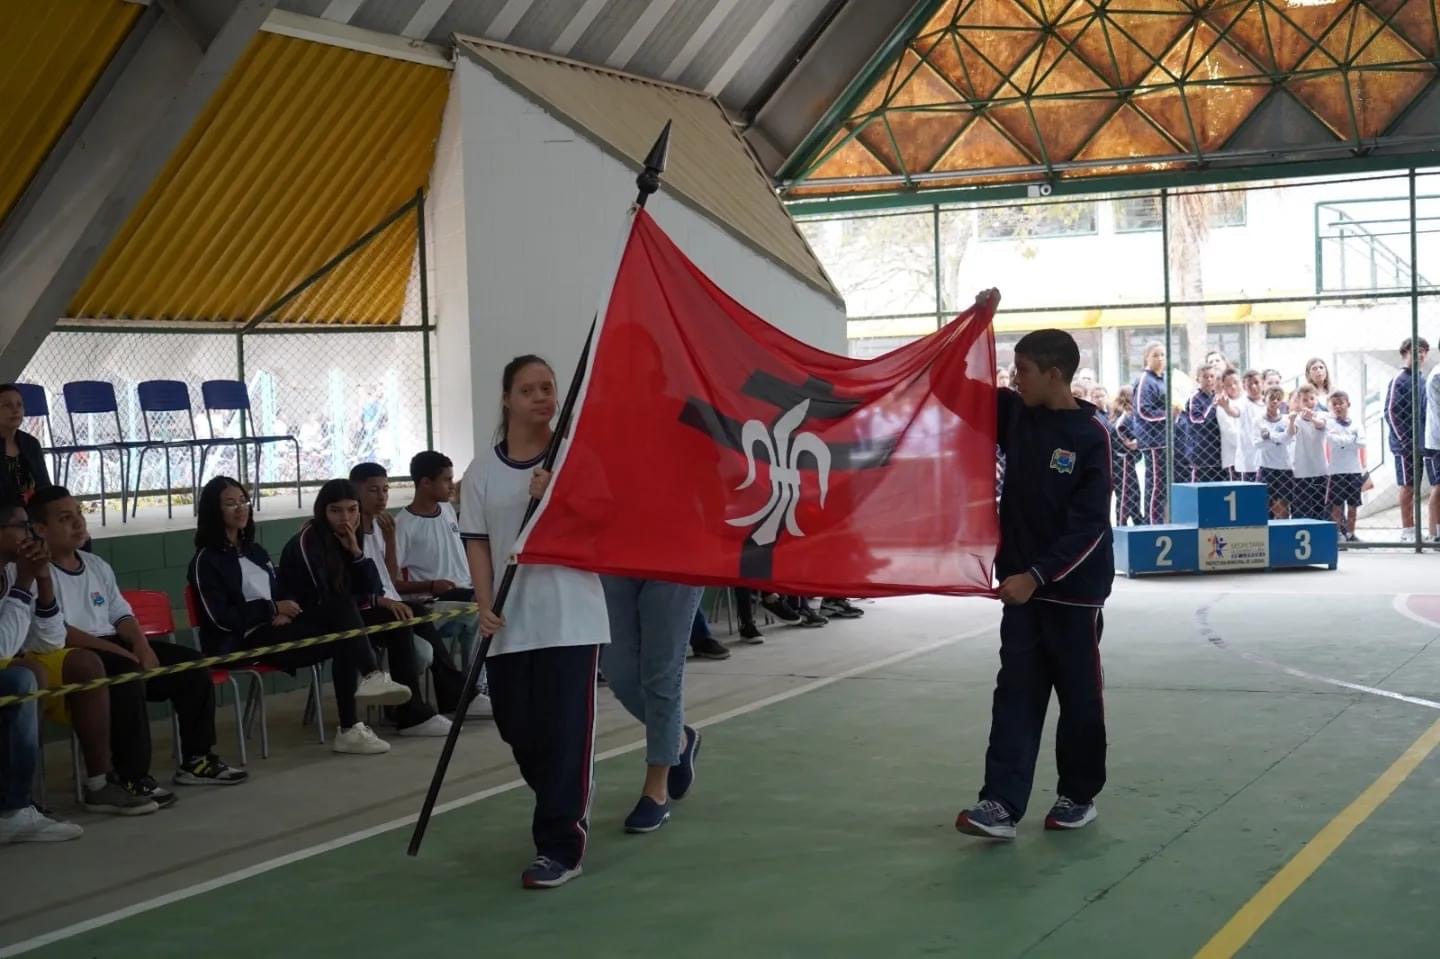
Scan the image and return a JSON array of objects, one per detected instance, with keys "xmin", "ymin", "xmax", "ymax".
[{"xmin": 4, "ymin": 554, "xmax": 1440, "ymax": 959}]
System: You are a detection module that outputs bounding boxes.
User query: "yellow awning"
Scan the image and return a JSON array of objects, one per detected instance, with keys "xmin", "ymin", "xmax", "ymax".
[
  {"xmin": 0, "ymin": 0, "xmax": 140, "ymax": 223},
  {"xmin": 69, "ymin": 32, "xmax": 450, "ymax": 326}
]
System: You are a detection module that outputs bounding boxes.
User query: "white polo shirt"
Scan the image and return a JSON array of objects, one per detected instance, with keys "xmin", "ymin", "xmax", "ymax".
[
  {"xmin": 394, "ymin": 503, "xmax": 472, "ymax": 590},
  {"xmin": 363, "ymin": 525, "xmax": 402, "ymax": 602},
  {"xmin": 1327, "ymin": 418, "xmax": 1366, "ymax": 475},
  {"xmin": 1291, "ymin": 413, "xmax": 1329, "ymax": 479},
  {"xmin": 1253, "ymin": 414, "xmax": 1296, "ymax": 470},
  {"xmin": 51, "ymin": 554, "xmax": 133, "ymax": 638}
]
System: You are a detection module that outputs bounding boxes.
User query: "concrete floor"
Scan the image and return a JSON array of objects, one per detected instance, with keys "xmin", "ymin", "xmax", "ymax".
[{"xmin": 3, "ymin": 554, "xmax": 1439, "ymax": 958}]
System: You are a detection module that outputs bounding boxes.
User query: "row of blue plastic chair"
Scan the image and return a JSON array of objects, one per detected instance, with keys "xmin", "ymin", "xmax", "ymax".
[{"xmin": 13, "ymin": 379, "xmax": 301, "ymax": 525}]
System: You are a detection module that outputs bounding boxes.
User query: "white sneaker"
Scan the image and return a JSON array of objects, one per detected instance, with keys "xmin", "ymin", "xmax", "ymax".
[
  {"xmin": 332, "ymin": 722, "xmax": 391, "ymax": 754},
  {"xmin": 355, "ymin": 671, "xmax": 412, "ymax": 706},
  {"xmin": 397, "ymin": 714, "xmax": 452, "ymax": 738},
  {"xmin": 1401, "ymin": 527, "xmax": 1417, "ymax": 542},
  {"xmin": 466, "ymin": 692, "xmax": 494, "ymax": 719},
  {"xmin": 0, "ymin": 806, "xmax": 84, "ymax": 843}
]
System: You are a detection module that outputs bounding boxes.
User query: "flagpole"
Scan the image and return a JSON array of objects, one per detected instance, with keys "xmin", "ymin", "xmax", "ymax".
[{"xmin": 407, "ymin": 121, "xmax": 673, "ymax": 857}]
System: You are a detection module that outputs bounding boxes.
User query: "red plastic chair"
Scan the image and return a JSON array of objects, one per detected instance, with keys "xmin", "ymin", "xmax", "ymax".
[
  {"xmin": 182, "ymin": 585, "xmax": 326, "ymax": 750},
  {"xmin": 124, "ymin": 589, "xmax": 252, "ymax": 764}
]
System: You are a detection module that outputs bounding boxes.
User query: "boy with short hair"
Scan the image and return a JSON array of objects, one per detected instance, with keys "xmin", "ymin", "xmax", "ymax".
[
  {"xmin": 1254, "ymin": 386, "xmax": 1296, "ymax": 519},
  {"xmin": 956, "ymin": 323, "xmax": 1113, "ymax": 841},
  {"xmin": 0, "ymin": 495, "xmax": 154, "ymax": 817},
  {"xmin": 394, "ymin": 451, "xmax": 492, "ymax": 715},
  {"xmin": 1385, "ymin": 337, "xmax": 1430, "ymax": 541},
  {"xmin": 349, "ymin": 463, "xmax": 486, "ymax": 722},
  {"xmin": 1289, "ymin": 384, "xmax": 1330, "ymax": 520},
  {"xmin": 1325, "ymin": 390, "xmax": 1367, "ymax": 542},
  {"xmin": 31, "ymin": 486, "xmax": 246, "ymax": 805}
]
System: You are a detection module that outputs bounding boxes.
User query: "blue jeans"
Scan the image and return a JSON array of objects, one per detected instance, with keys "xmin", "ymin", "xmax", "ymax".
[
  {"xmin": 1, "ymin": 666, "xmax": 39, "ymax": 811},
  {"xmin": 600, "ymin": 578, "xmax": 702, "ymax": 767}
]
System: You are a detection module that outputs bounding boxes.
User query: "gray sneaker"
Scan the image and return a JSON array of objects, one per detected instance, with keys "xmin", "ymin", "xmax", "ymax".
[{"xmin": 83, "ymin": 778, "xmax": 159, "ymax": 816}]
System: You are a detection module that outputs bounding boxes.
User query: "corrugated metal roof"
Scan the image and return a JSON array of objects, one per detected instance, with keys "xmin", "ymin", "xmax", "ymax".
[
  {"xmin": 283, "ymin": 0, "xmax": 839, "ymax": 109},
  {"xmin": 456, "ymin": 35, "xmax": 841, "ymax": 304},
  {"xmin": 0, "ymin": 0, "xmax": 141, "ymax": 224},
  {"xmin": 69, "ymin": 32, "xmax": 449, "ymax": 325}
]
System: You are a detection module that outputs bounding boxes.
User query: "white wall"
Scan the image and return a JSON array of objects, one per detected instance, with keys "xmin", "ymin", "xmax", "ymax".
[
  {"xmin": 427, "ymin": 68, "xmax": 474, "ymax": 469},
  {"xmin": 440, "ymin": 58, "xmax": 845, "ymax": 466}
]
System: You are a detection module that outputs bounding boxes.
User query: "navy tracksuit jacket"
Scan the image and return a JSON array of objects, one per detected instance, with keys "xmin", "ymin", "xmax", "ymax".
[{"xmin": 982, "ymin": 388, "xmax": 1113, "ymax": 820}]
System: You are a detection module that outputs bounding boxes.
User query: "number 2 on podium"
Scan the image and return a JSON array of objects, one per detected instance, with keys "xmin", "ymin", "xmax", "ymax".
[{"xmin": 1156, "ymin": 535, "xmax": 1173, "ymax": 567}]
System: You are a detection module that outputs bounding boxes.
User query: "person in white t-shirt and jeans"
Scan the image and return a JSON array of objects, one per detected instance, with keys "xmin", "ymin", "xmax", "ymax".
[
  {"xmin": 460, "ymin": 354, "xmax": 609, "ymax": 890},
  {"xmin": 395, "ymin": 450, "xmax": 493, "ymax": 716}
]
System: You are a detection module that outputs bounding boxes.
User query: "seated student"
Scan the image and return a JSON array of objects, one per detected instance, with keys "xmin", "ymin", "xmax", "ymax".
[
  {"xmin": 348, "ymin": 462, "xmax": 472, "ymax": 732},
  {"xmin": 0, "ymin": 496, "xmax": 151, "ymax": 817},
  {"xmin": 394, "ymin": 450, "xmax": 492, "ymax": 715},
  {"xmin": 191, "ymin": 477, "xmax": 410, "ymax": 755},
  {"xmin": 31, "ymin": 486, "xmax": 246, "ymax": 806}
]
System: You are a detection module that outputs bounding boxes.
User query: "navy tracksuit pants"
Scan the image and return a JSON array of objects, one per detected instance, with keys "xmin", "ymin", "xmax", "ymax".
[
  {"xmin": 486, "ymin": 644, "xmax": 600, "ymax": 869},
  {"xmin": 980, "ymin": 600, "xmax": 1107, "ymax": 821}
]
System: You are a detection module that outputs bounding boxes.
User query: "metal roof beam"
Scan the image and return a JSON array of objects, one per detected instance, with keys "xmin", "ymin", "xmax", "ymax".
[{"xmin": 0, "ymin": 0, "xmax": 277, "ymax": 380}]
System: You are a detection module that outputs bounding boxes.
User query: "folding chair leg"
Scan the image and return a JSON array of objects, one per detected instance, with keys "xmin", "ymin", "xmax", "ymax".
[
  {"xmin": 171, "ymin": 712, "xmax": 182, "ymax": 766},
  {"xmin": 34, "ymin": 728, "xmax": 47, "ymax": 811},
  {"xmin": 225, "ymin": 676, "xmax": 246, "ymax": 766},
  {"xmin": 311, "ymin": 666, "xmax": 326, "ymax": 743}
]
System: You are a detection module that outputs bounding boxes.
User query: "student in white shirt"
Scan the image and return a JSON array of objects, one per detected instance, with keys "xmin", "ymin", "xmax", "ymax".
[
  {"xmin": 350, "ymin": 462, "xmax": 484, "ymax": 725},
  {"xmin": 460, "ymin": 354, "xmax": 609, "ymax": 891},
  {"xmin": 1216, "ymin": 369, "xmax": 1243, "ymax": 480},
  {"xmin": 31, "ymin": 486, "xmax": 245, "ymax": 809},
  {"xmin": 1288, "ymin": 384, "xmax": 1330, "ymax": 520},
  {"xmin": 394, "ymin": 450, "xmax": 492, "ymax": 715},
  {"xmin": 1253, "ymin": 387, "xmax": 1296, "ymax": 518},
  {"xmin": 1325, "ymin": 390, "xmax": 1368, "ymax": 542}
]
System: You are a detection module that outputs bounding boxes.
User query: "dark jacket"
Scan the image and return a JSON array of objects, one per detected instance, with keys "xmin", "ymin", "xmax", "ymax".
[
  {"xmin": 1, "ymin": 429, "xmax": 51, "ymax": 503},
  {"xmin": 186, "ymin": 541, "xmax": 286, "ymax": 655},
  {"xmin": 996, "ymin": 388, "xmax": 1115, "ymax": 606},
  {"xmin": 1131, "ymin": 370, "xmax": 1168, "ymax": 450},
  {"xmin": 278, "ymin": 523, "xmax": 383, "ymax": 612},
  {"xmin": 1386, "ymin": 368, "xmax": 1426, "ymax": 454}
]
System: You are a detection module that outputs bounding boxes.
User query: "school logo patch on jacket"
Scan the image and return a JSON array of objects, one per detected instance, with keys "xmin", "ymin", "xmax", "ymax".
[{"xmin": 1050, "ymin": 448, "xmax": 1077, "ymax": 474}]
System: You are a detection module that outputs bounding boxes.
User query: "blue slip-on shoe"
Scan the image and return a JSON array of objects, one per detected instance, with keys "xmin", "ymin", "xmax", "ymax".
[{"xmin": 623, "ymin": 796, "xmax": 671, "ymax": 834}]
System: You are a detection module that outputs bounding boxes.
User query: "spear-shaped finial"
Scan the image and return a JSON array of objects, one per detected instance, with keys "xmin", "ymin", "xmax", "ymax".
[{"xmin": 634, "ymin": 120, "xmax": 672, "ymax": 208}]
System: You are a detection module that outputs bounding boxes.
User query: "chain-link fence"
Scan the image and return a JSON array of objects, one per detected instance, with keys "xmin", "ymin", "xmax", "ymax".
[
  {"xmin": 797, "ymin": 168, "xmax": 1440, "ymax": 550},
  {"xmin": 16, "ymin": 196, "xmax": 433, "ymax": 522}
]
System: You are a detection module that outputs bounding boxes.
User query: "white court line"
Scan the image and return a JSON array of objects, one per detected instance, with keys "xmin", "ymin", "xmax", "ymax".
[
  {"xmin": 1197, "ymin": 597, "xmax": 1440, "ymax": 713},
  {"xmin": 1, "ymin": 622, "xmax": 997, "ymax": 958},
  {"xmin": 1391, "ymin": 592, "xmax": 1440, "ymax": 630}
]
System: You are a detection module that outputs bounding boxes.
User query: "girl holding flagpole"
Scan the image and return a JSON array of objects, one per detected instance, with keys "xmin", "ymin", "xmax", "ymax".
[{"xmin": 459, "ymin": 354, "xmax": 610, "ymax": 890}]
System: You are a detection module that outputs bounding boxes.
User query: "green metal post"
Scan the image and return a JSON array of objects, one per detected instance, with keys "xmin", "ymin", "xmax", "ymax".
[
  {"xmin": 416, "ymin": 189, "xmax": 434, "ymax": 448},
  {"xmin": 1161, "ymin": 187, "xmax": 1173, "ymax": 524}
]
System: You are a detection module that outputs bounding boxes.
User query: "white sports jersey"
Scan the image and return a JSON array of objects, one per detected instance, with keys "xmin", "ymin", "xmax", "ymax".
[
  {"xmin": 51, "ymin": 553, "xmax": 133, "ymax": 638},
  {"xmin": 1253, "ymin": 414, "xmax": 1296, "ymax": 470},
  {"xmin": 458, "ymin": 444, "xmax": 608, "ymax": 657},
  {"xmin": 1291, "ymin": 413, "xmax": 1329, "ymax": 478},
  {"xmin": 1326, "ymin": 418, "xmax": 1366, "ymax": 475},
  {"xmin": 363, "ymin": 525, "xmax": 402, "ymax": 602},
  {"xmin": 1233, "ymin": 397, "xmax": 1265, "ymax": 474},
  {"xmin": 1217, "ymin": 401, "xmax": 1241, "ymax": 470},
  {"xmin": 0, "ymin": 562, "xmax": 65, "ymax": 658},
  {"xmin": 394, "ymin": 502, "xmax": 472, "ymax": 590}
]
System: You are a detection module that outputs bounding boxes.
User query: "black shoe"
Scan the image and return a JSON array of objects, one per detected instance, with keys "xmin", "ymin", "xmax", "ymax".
[
  {"xmin": 739, "ymin": 623, "xmax": 764, "ymax": 644},
  {"xmin": 175, "ymin": 754, "xmax": 249, "ymax": 786},
  {"xmin": 797, "ymin": 607, "xmax": 828, "ymax": 628},
  {"xmin": 690, "ymin": 636, "xmax": 731, "ymax": 660},
  {"xmin": 759, "ymin": 595, "xmax": 801, "ymax": 623},
  {"xmin": 130, "ymin": 776, "xmax": 178, "ymax": 809},
  {"xmin": 821, "ymin": 599, "xmax": 864, "ymax": 619}
]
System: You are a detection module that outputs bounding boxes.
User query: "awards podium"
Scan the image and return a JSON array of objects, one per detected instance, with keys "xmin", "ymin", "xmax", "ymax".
[{"xmin": 1114, "ymin": 482, "xmax": 1338, "ymax": 577}]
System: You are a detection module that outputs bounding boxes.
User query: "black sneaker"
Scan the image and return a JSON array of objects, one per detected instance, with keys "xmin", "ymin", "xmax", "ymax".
[
  {"xmin": 83, "ymin": 777, "xmax": 158, "ymax": 816},
  {"xmin": 822, "ymin": 599, "xmax": 864, "ymax": 619},
  {"xmin": 739, "ymin": 623, "xmax": 764, "ymax": 644},
  {"xmin": 797, "ymin": 606, "xmax": 828, "ymax": 628},
  {"xmin": 759, "ymin": 595, "xmax": 801, "ymax": 623},
  {"xmin": 690, "ymin": 636, "xmax": 731, "ymax": 660},
  {"xmin": 175, "ymin": 754, "xmax": 249, "ymax": 786},
  {"xmin": 131, "ymin": 776, "xmax": 178, "ymax": 809}
]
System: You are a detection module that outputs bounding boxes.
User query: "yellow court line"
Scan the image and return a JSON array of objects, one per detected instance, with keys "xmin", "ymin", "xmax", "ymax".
[{"xmin": 1194, "ymin": 716, "xmax": 1440, "ymax": 958}]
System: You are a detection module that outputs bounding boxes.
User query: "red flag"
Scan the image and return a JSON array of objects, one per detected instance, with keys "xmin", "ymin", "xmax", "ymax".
[{"xmin": 514, "ymin": 210, "xmax": 999, "ymax": 598}]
